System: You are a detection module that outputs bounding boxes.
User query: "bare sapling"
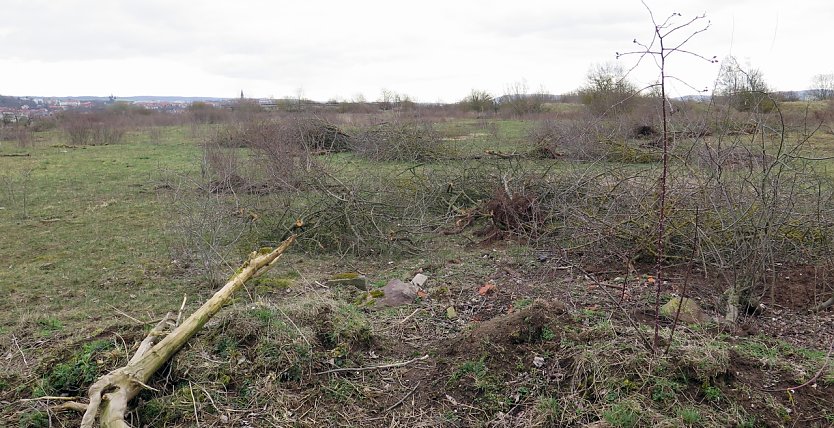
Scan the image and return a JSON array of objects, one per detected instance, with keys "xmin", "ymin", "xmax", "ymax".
[{"xmin": 617, "ymin": 2, "xmax": 716, "ymax": 350}]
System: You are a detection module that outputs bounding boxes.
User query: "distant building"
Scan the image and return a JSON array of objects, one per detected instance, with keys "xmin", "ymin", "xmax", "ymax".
[{"xmin": 258, "ymin": 98, "xmax": 278, "ymax": 108}]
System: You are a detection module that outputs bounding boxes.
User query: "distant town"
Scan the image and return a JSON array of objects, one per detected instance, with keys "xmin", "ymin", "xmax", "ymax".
[
  {"xmin": 0, "ymin": 93, "xmax": 432, "ymax": 125},
  {"xmin": 0, "ymin": 95, "xmax": 236, "ymax": 124}
]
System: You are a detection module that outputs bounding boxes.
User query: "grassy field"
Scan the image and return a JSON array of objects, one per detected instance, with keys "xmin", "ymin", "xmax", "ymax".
[
  {"xmin": 0, "ymin": 128, "xmax": 202, "ymax": 334},
  {"xmin": 2, "ymin": 113, "xmax": 834, "ymax": 427}
]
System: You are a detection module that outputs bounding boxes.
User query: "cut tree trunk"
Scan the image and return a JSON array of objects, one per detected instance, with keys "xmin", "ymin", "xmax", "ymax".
[{"xmin": 80, "ymin": 235, "xmax": 295, "ymax": 428}]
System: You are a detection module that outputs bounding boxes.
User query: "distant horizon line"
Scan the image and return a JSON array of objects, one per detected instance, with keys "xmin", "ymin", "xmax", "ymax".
[{"xmin": 2, "ymin": 89, "xmax": 818, "ymax": 104}]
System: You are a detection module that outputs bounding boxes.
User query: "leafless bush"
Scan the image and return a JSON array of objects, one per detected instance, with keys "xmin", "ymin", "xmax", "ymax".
[
  {"xmin": 93, "ymin": 122, "xmax": 126, "ymax": 145},
  {"xmin": 200, "ymin": 142, "xmax": 253, "ymax": 194},
  {"xmin": 0, "ymin": 126, "xmax": 33, "ymax": 148},
  {"xmin": 195, "ymin": 116, "xmax": 437, "ymax": 256},
  {"xmin": 188, "ymin": 102, "xmax": 231, "ymax": 124},
  {"xmin": 528, "ymin": 118, "xmax": 660, "ymax": 163},
  {"xmin": 498, "ymin": 80, "xmax": 548, "ymax": 117},
  {"xmin": 29, "ymin": 117, "xmax": 57, "ymax": 133},
  {"xmin": 690, "ymin": 141, "xmax": 775, "ymax": 171},
  {"xmin": 59, "ymin": 111, "xmax": 126, "ymax": 145},
  {"xmin": 60, "ymin": 113, "xmax": 94, "ymax": 145},
  {"xmin": 529, "ymin": 119, "xmax": 609, "ymax": 159},
  {"xmin": 0, "ymin": 168, "xmax": 34, "ymax": 219},
  {"xmin": 812, "ymin": 100, "xmax": 834, "ymax": 133},
  {"xmin": 212, "ymin": 116, "xmax": 350, "ymax": 151},
  {"xmin": 353, "ymin": 119, "xmax": 445, "ymax": 161},
  {"xmin": 162, "ymin": 173, "xmax": 252, "ymax": 286},
  {"xmin": 206, "ymin": 116, "xmax": 352, "ymax": 193},
  {"xmin": 579, "ymin": 62, "xmax": 640, "ymax": 116}
]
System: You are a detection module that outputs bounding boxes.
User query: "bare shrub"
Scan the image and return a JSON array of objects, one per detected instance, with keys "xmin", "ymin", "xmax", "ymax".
[
  {"xmin": 579, "ymin": 62, "xmax": 640, "ymax": 116},
  {"xmin": 0, "ymin": 126, "xmax": 33, "ymax": 148},
  {"xmin": 812, "ymin": 100, "xmax": 834, "ymax": 133},
  {"xmin": 690, "ymin": 141, "xmax": 775, "ymax": 171},
  {"xmin": 162, "ymin": 173, "xmax": 252, "ymax": 286},
  {"xmin": 716, "ymin": 56, "xmax": 776, "ymax": 113},
  {"xmin": 498, "ymin": 80, "xmax": 547, "ymax": 117},
  {"xmin": 30, "ymin": 117, "xmax": 58, "ymax": 133},
  {"xmin": 460, "ymin": 90, "xmax": 496, "ymax": 114},
  {"xmin": 61, "ymin": 113, "xmax": 94, "ymax": 145},
  {"xmin": 200, "ymin": 142, "xmax": 252, "ymax": 194},
  {"xmin": 528, "ymin": 119, "xmax": 608, "ymax": 159},
  {"xmin": 59, "ymin": 111, "xmax": 126, "ymax": 146},
  {"xmin": 528, "ymin": 118, "xmax": 660, "ymax": 163},
  {"xmin": 188, "ymin": 102, "xmax": 230, "ymax": 124},
  {"xmin": 353, "ymin": 119, "xmax": 445, "ymax": 161},
  {"xmin": 93, "ymin": 121, "xmax": 126, "ymax": 145},
  {"xmin": 146, "ymin": 127, "xmax": 163, "ymax": 144},
  {"xmin": 209, "ymin": 116, "xmax": 353, "ymax": 192}
]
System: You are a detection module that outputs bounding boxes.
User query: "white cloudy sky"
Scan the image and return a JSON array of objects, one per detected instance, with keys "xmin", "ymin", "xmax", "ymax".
[{"xmin": 1, "ymin": 0, "xmax": 831, "ymax": 101}]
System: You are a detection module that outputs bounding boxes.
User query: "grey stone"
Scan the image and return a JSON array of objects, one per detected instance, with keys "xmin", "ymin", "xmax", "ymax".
[
  {"xmin": 411, "ymin": 273, "xmax": 429, "ymax": 288},
  {"xmin": 376, "ymin": 279, "xmax": 419, "ymax": 307}
]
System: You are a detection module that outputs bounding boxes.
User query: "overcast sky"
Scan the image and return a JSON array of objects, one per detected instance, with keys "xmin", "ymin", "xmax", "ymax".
[{"xmin": 1, "ymin": 0, "xmax": 831, "ymax": 101}]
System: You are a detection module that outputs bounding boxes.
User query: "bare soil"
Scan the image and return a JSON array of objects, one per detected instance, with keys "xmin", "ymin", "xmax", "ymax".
[{"xmin": 3, "ymin": 241, "xmax": 833, "ymax": 427}]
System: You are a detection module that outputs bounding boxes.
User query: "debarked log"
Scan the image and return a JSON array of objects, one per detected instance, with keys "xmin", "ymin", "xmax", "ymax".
[{"xmin": 79, "ymin": 235, "xmax": 296, "ymax": 428}]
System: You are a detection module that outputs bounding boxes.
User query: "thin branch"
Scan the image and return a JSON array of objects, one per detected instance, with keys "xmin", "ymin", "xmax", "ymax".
[
  {"xmin": 381, "ymin": 381, "xmax": 421, "ymax": 413},
  {"xmin": 11, "ymin": 334, "xmax": 27, "ymax": 366},
  {"xmin": 315, "ymin": 354, "xmax": 429, "ymax": 375}
]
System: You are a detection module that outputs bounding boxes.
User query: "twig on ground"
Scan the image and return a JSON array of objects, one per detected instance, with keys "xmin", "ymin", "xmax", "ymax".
[
  {"xmin": 382, "ymin": 381, "xmax": 421, "ymax": 413},
  {"xmin": 19, "ymin": 396, "xmax": 81, "ymax": 402},
  {"xmin": 107, "ymin": 304, "xmax": 144, "ymax": 325},
  {"xmin": 52, "ymin": 401, "xmax": 89, "ymax": 413},
  {"xmin": 11, "ymin": 334, "xmax": 27, "ymax": 366},
  {"xmin": 315, "ymin": 354, "xmax": 429, "ymax": 375},
  {"xmin": 19, "ymin": 396, "xmax": 88, "ymax": 413},
  {"xmin": 189, "ymin": 380, "xmax": 200, "ymax": 427},
  {"xmin": 176, "ymin": 294, "xmax": 188, "ymax": 326},
  {"xmin": 399, "ymin": 308, "xmax": 422, "ymax": 324},
  {"xmin": 107, "ymin": 304, "xmax": 163, "ymax": 326}
]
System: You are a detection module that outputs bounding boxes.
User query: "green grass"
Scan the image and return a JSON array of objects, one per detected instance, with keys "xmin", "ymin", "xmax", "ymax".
[
  {"xmin": 40, "ymin": 339, "xmax": 114, "ymax": 395},
  {"xmin": 536, "ymin": 396, "xmax": 562, "ymax": 424},
  {"xmin": 679, "ymin": 406, "xmax": 702, "ymax": 426},
  {"xmin": 450, "ymin": 359, "xmax": 489, "ymax": 384},
  {"xmin": 0, "ymin": 126, "xmax": 202, "ymax": 335},
  {"xmin": 3, "ymin": 118, "xmax": 834, "ymax": 426},
  {"xmin": 603, "ymin": 400, "xmax": 641, "ymax": 428}
]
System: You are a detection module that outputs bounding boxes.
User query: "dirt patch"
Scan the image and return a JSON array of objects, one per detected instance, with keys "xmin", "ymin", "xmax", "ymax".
[
  {"xmin": 769, "ymin": 264, "xmax": 834, "ymax": 310},
  {"xmin": 724, "ymin": 348, "xmax": 834, "ymax": 428}
]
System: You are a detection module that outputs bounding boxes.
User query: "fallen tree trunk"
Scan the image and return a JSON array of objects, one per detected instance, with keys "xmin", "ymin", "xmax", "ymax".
[
  {"xmin": 811, "ymin": 294, "xmax": 834, "ymax": 312},
  {"xmin": 80, "ymin": 235, "xmax": 296, "ymax": 428}
]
